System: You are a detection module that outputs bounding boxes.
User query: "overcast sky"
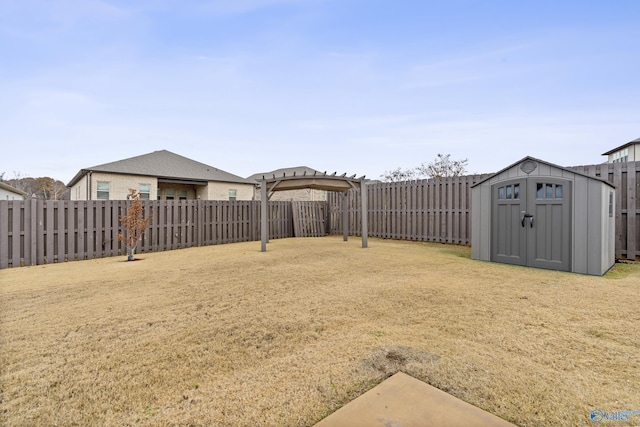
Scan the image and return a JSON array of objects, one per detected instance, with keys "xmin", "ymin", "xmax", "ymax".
[{"xmin": 1, "ymin": 0, "xmax": 638, "ymax": 184}]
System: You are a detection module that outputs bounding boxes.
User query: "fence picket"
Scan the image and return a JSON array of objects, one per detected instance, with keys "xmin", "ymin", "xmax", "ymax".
[
  {"xmin": 0, "ymin": 202, "xmax": 7, "ymax": 269},
  {"xmin": 626, "ymin": 162, "xmax": 637, "ymax": 259}
]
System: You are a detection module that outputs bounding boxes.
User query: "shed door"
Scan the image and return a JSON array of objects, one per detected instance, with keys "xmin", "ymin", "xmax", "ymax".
[
  {"xmin": 492, "ymin": 178, "xmax": 571, "ymax": 271},
  {"xmin": 492, "ymin": 179, "xmax": 527, "ymax": 266}
]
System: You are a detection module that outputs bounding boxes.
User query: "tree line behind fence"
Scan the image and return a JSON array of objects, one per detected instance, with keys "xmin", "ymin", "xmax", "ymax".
[{"xmin": 1, "ymin": 161, "xmax": 638, "ymax": 268}]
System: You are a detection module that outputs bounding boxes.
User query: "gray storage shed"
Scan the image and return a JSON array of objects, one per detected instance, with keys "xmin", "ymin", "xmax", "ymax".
[{"xmin": 471, "ymin": 156, "xmax": 615, "ymax": 276}]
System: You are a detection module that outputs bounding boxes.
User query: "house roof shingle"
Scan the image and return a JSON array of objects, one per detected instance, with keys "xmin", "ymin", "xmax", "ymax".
[{"xmin": 68, "ymin": 150, "xmax": 254, "ymax": 187}]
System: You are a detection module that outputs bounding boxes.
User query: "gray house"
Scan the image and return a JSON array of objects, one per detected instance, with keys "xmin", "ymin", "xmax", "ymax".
[
  {"xmin": 68, "ymin": 150, "xmax": 255, "ymax": 201},
  {"xmin": 471, "ymin": 156, "xmax": 615, "ymax": 276}
]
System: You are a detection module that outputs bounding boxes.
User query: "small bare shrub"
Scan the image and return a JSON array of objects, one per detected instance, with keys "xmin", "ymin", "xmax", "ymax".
[{"xmin": 118, "ymin": 189, "xmax": 152, "ymax": 260}]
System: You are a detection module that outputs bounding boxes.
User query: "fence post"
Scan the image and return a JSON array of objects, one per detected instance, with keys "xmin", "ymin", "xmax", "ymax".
[
  {"xmin": 361, "ymin": 180, "xmax": 368, "ymax": 248},
  {"xmin": 29, "ymin": 198, "xmax": 37, "ymax": 265},
  {"xmin": 261, "ymin": 180, "xmax": 268, "ymax": 251}
]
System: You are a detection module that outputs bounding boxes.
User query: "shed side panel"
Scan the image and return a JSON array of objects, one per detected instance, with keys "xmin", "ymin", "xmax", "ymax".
[
  {"xmin": 572, "ymin": 175, "xmax": 589, "ymax": 274},
  {"xmin": 587, "ymin": 179, "xmax": 603, "ymax": 276},
  {"xmin": 601, "ymin": 185, "xmax": 616, "ymax": 274},
  {"xmin": 471, "ymin": 186, "xmax": 491, "ymax": 261}
]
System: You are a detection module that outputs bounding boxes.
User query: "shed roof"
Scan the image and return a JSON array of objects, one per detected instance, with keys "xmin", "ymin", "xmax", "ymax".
[
  {"xmin": 471, "ymin": 156, "xmax": 615, "ymax": 189},
  {"xmin": 601, "ymin": 137, "xmax": 640, "ymax": 155},
  {"xmin": 68, "ymin": 150, "xmax": 253, "ymax": 187}
]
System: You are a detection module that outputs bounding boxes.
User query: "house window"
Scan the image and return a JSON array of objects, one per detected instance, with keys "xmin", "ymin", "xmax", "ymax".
[
  {"xmin": 139, "ymin": 184, "xmax": 151, "ymax": 200},
  {"xmin": 613, "ymin": 148, "xmax": 629, "ymax": 163},
  {"xmin": 229, "ymin": 189, "xmax": 237, "ymax": 201},
  {"xmin": 97, "ymin": 181, "xmax": 110, "ymax": 200},
  {"xmin": 157, "ymin": 188, "xmax": 161, "ymax": 200},
  {"xmin": 179, "ymin": 189, "xmax": 187, "ymax": 200},
  {"xmin": 166, "ymin": 189, "xmax": 174, "ymax": 200}
]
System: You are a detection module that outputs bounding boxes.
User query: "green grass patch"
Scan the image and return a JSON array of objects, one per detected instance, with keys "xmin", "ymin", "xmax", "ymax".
[{"xmin": 604, "ymin": 261, "xmax": 638, "ymax": 279}]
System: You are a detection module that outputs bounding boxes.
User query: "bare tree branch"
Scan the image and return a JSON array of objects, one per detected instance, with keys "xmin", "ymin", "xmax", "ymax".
[
  {"xmin": 415, "ymin": 153, "xmax": 468, "ymax": 178},
  {"xmin": 381, "ymin": 154, "xmax": 468, "ymax": 182}
]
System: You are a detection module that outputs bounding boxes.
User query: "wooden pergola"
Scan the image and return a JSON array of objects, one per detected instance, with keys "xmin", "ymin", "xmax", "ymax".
[{"xmin": 259, "ymin": 171, "xmax": 368, "ymax": 251}]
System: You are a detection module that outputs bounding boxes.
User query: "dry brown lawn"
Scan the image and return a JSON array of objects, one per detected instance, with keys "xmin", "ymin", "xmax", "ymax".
[{"xmin": 1, "ymin": 236, "xmax": 639, "ymax": 426}]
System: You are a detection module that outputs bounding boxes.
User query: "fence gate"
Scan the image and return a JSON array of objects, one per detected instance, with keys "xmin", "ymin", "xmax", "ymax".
[{"xmin": 291, "ymin": 201, "xmax": 327, "ymax": 237}]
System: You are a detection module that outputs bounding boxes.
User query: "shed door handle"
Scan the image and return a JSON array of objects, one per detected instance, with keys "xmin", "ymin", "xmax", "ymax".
[{"xmin": 521, "ymin": 213, "xmax": 534, "ymax": 228}]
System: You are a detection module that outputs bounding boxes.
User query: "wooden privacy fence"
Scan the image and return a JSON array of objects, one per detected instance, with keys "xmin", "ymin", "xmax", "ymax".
[
  {"xmin": 0, "ymin": 200, "xmax": 306, "ymax": 269},
  {"xmin": 569, "ymin": 161, "xmax": 639, "ymax": 261},
  {"xmin": 1, "ymin": 161, "xmax": 638, "ymax": 268},
  {"xmin": 329, "ymin": 161, "xmax": 639, "ymax": 260},
  {"xmin": 328, "ymin": 174, "xmax": 490, "ymax": 245}
]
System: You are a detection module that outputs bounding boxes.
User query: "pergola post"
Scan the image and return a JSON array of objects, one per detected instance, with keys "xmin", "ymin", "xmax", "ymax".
[
  {"xmin": 261, "ymin": 179, "xmax": 268, "ymax": 252},
  {"xmin": 342, "ymin": 192, "xmax": 349, "ymax": 241},
  {"xmin": 361, "ymin": 180, "xmax": 368, "ymax": 248}
]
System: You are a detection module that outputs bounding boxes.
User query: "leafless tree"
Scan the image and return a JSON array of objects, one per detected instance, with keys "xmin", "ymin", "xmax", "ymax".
[
  {"xmin": 415, "ymin": 153, "xmax": 468, "ymax": 178},
  {"xmin": 11, "ymin": 171, "xmax": 32, "ymax": 195},
  {"xmin": 118, "ymin": 189, "xmax": 152, "ymax": 261},
  {"xmin": 381, "ymin": 153, "xmax": 468, "ymax": 182},
  {"xmin": 380, "ymin": 166, "xmax": 419, "ymax": 182}
]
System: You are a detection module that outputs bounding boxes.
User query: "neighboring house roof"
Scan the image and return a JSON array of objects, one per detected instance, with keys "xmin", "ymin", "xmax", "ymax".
[
  {"xmin": 68, "ymin": 150, "xmax": 254, "ymax": 187},
  {"xmin": 602, "ymin": 137, "xmax": 640, "ymax": 155},
  {"xmin": 247, "ymin": 166, "xmax": 325, "ymax": 183},
  {"xmin": 0, "ymin": 181, "xmax": 28, "ymax": 196}
]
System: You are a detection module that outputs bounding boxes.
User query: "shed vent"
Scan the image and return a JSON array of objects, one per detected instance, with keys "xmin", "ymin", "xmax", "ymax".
[{"xmin": 520, "ymin": 160, "xmax": 538, "ymax": 174}]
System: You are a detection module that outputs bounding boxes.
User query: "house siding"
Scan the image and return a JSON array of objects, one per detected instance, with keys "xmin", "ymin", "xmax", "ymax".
[
  {"xmin": 606, "ymin": 143, "xmax": 640, "ymax": 163},
  {"xmin": 254, "ymin": 188, "xmax": 327, "ymax": 202},
  {"xmin": 0, "ymin": 188, "xmax": 25, "ymax": 200},
  {"xmin": 70, "ymin": 173, "xmax": 255, "ymax": 201},
  {"xmin": 205, "ymin": 182, "xmax": 255, "ymax": 201},
  {"xmin": 70, "ymin": 173, "xmax": 158, "ymax": 200},
  {"xmin": 70, "ymin": 175, "xmax": 89, "ymax": 200}
]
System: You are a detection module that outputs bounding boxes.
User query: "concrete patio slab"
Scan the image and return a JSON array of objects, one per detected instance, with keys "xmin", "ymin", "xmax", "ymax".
[{"xmin": 314, "ymin": 372, "xmax": 517, "ymax": 427}]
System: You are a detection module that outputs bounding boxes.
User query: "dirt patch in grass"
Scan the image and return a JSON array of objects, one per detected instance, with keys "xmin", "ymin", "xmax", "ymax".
[{"xmin": 1, "ymin": 236, "xmax": 639, "ymax": 426}]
